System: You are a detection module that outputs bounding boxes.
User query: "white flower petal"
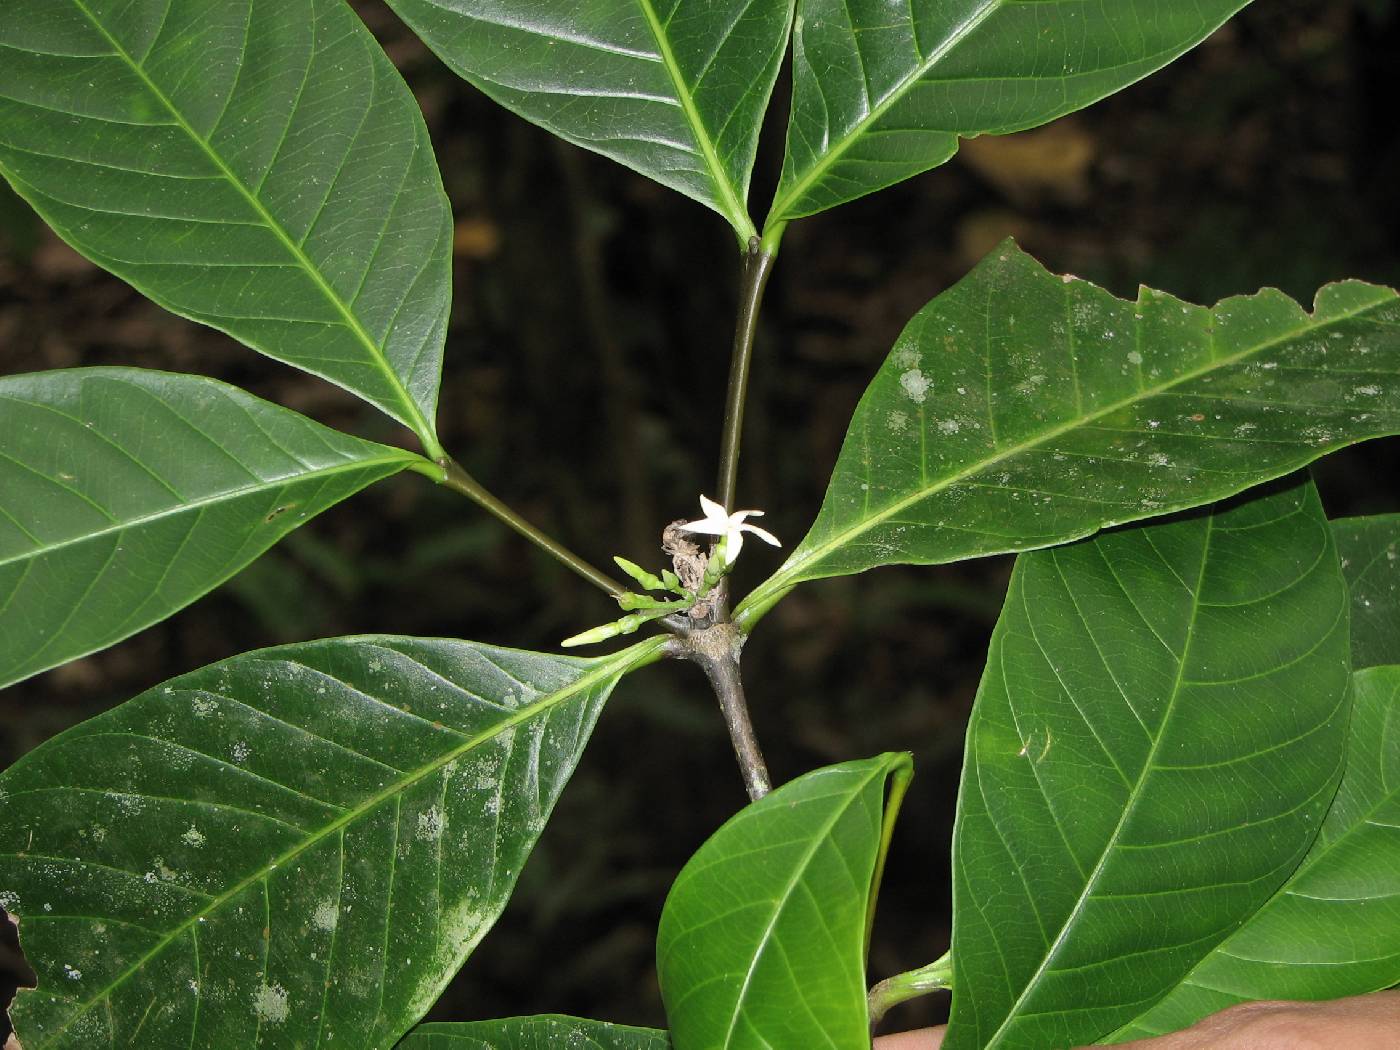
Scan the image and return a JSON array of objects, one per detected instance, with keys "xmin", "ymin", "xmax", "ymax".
[
  {"xmin": 724, "ymin": 531, "xmax": 744, "ymax": 566},
  {"xmin": 675, "ymin": 494, "xmax": 780, "ymax": 569},
  {"xmin": 740, "ymin": 523, "xmax": 781, "ymax": 547},
  {"xmin": 698, "ymin": 494, "xmax": 728, "ymax": 521}
]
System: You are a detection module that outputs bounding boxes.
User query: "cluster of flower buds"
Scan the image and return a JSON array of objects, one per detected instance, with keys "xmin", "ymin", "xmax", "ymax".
[{"xmin": 562, "ymin": 497, "xmax": 780, "ymax": 647}]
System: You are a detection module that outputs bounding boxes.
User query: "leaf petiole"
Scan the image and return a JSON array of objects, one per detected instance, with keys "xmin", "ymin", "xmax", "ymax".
[
  {"xmin": 868, "ymin": 953, "xmax": 954, "ymax": 1032},
  {"xmin": 424, "ymin": 455, "xmax": 626, "ymax": 597}
]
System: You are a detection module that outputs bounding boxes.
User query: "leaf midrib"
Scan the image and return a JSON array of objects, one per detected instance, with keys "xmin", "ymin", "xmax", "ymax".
[
  {"xmin": 978, "ymin": 515, "xmax": 1216, "ymax": 1049},
  {"xmin": 768, "ymin": 0, "xmax": 1003, "ymax": 222},
  {"xmin": 738, "ymin": 292, "xmax": 1390, "ymax": 623},
  {"xmin": 635, "ymin": 0, "xmax": 756, "ymax": 240},
  {"xmin": 718, "ymin": 762, "xmax": 886, "ymax": 1047},
  {"xmin": 65, "ymin": 0, "xmax": 439, "ymax": 449},
  {"xmin": 0, "ymin": 452, "xmax": 417, "ymax": 571},
  {"xmin": 30, "ymin": 638, "xmax": 664, "ymax": 1048}
]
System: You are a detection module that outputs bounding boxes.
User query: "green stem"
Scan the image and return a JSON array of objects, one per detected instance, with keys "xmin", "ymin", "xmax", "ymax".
[
  {"xmin": 715, "ymin": 238, "xmax": 778, "ymax": 513},
  {"xmin": 712, "ymin": 238, "xmax": 777, "ymax": 622},
  {"xmin": 868, "ymin": 952, "xmax": 953, "ymax": 1034},
  {"xmin": 422, "ymin": 456, "xmax": 626, "ymax": 597}
]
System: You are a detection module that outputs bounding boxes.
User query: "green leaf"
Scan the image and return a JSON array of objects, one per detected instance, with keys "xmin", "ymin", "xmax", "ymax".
[
  {"xmin": 0, "ymin": 368, "xmax": 423, "ymax": 690},
  {"xmin": 0, "ymin": 0, "xmax": 453, "ymax": 447},
  {"xmin": 738, "ymin": 241, "xmax": 1400, "ymax": 626},
  {"xmin": 944, "ymin": 477, "xmax": 1350, "ymax": 1050},
  {"xmin": 657, "ymin": 753, "xmax": 911, "ymax": 1050},
  {"xmin": 768, "ymin": 0, "xmax": 1250, "ymax": 225},
  {"xmin": 0, "ymin": 634, "xmax": 664, "ymax": 1049},
  {"xmin": 1107, "ymin": 664, "xmax": 1400, "ymax": 1042},
  {"xmin": 383, "ymin": 0, "xmax": 794, "ymax": 242},
  {"xmin": 1334, "ymin": 516, "xmax": 1400, "ymax": 671},
  {"xmin": 398, "ymin": 1016, "xmax": 670, "ymax": 1049}
]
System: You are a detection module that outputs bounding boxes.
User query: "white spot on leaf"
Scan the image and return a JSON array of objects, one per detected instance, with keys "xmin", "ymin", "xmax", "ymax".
[
  {"xmin": 899, "ymin": 369, "xmax": 930, "ymax": 403},
  {"xmin": 312, "ymin": 899, "xmax": 339, "ymax": 932},
  {"xmin": 416, "ymin": 807, "xmax": 445, "ymax": 842},
  {"xmin": 252, "ymin": 983, "xmax": 290, "ymax": 1024},
  {"xmin": 891, "ymin": 346, "xmax": 921, "ymax": 369}
]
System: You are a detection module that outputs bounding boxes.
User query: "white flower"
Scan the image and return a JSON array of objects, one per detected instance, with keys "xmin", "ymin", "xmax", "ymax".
[{"xmin": 678, "ymin": 495, "xmax": 781, "ymax": 568}]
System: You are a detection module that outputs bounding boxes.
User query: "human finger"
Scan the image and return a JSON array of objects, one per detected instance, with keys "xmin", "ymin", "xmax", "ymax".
[{"xmin": 873, "ymin": 1026, "xmax": 945, "ymax": 1050}]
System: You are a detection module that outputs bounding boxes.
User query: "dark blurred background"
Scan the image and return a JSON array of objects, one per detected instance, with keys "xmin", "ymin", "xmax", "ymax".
[{"xmin": 2, "ymin": 0, "xmax": 1399, "ymax": 1038}]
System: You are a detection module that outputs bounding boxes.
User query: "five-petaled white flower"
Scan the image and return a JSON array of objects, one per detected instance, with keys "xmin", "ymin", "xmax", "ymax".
[{"xmin": 679, "ymin": 495, "xmax": 781, "ymax": 568}]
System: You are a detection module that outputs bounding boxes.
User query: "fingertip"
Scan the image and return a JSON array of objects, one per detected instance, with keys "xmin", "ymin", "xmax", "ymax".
[{"xmin": 873, "ymin": 1027, "xmax": 946, "ymax": 1050}]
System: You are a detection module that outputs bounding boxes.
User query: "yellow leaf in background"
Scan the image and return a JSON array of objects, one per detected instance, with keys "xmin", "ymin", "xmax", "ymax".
[{"xmin": 959, "ymin": 121, "xmax": 1097, "ymax": 206}]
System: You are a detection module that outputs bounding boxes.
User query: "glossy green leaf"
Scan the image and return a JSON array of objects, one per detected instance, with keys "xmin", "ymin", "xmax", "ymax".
[
  {"xmin": 1109, "ymin": 664, "xmax": 1400, "ymax": 1042},
  {"xmin": 945, "ymin": 477, "xmax": 1350, "ymax": 1050},
  {"xmin": 0, "ymin": 0, "xmax": 453, "ymax": 446},
  {"xmin": 1334, "ymin": 516, "xmax": 1400, "ymax": 671},
  {"xmin": 739, "ymin": 241, "xmax": 1400, "ymax": 626},
  {"xmin": 0, "ymin": 368, "xmax": 423, "ymax": 690},
  {"xmin": 0, "ymin": 634, "xmax": 664, "ymax": 1049},
  {"xmin": 398, "ymin": 1016, "xmax": 670, "ymax": 1049},
  {"xmin": 657, "ymin": 753, "xmax": 911, "ymax": 1050},
  {"xmin": 768, "ymin": 0, "xmax": 1250, "ymax": 225},
  {"xmin": 383, "ymin": 0, "xmax": 794, "ymax": 241}
]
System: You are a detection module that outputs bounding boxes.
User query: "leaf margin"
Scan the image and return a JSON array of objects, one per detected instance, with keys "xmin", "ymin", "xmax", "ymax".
[{"xmin": 736, "ymin": 239, "xmax": 1400, "ymax": 630}]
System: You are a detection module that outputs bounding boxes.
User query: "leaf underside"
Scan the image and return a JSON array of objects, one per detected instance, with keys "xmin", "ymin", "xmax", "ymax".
[
  {"xmin": 771, "ymin": 0, "xmax": 1251, "ymax": 223},
  {"xmin": 385, "ymin": 0, "xmax": 794, "ymax": 240},
  {"xmin": 398, "ymin": 1016, "xmax": 670, "ymax": 1049},
  {"xmin": 945, "ymin": 477, "xmax": 1351, "ymax": 1050},
  {"xmin": 741, "ymin": 240, "xmax": 1400, "ymax": 623},
  {"xmin": 1109, "ymin": 664, "xmax": 1400, "ymax": 1041},
  {"xmin": 0, "ymin": 0, "xmax": 453, "ymax": 439},
  {"xmin": 0, "ymin": 635, "xmax": 659, "ymax": 1049},
  {"xmin": 1333, "ymin": 516, "xmax": 1400, "ymax": 671},
  {"xmin": 657, "ymin": 754, "xmax": 909, "ymax": 1050},
  {"xmin": 0, "ymin": 368, "xmax": 420, "ymax": 690}
]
